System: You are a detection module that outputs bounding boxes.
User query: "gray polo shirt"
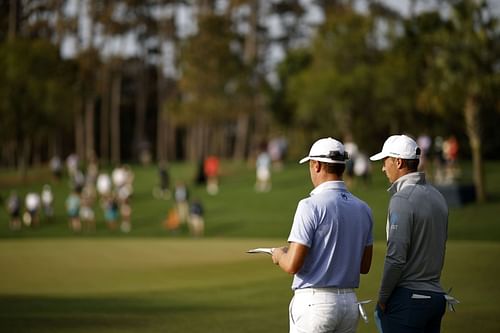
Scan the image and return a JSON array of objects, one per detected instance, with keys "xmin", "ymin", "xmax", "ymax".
[{"xmin": 379, "ymin": 172, "xmax": 448, "ymax": 303}]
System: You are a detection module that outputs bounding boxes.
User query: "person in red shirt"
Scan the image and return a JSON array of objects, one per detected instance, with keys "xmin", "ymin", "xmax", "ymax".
[{"xmin": 204, "ymin": 156, "xmax": 220, "ymax": 195}]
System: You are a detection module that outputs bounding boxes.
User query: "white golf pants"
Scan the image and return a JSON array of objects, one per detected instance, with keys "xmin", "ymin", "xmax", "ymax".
[{"xmin": 290, "ymin": 287, "xmax": 359, "ymax": 333}]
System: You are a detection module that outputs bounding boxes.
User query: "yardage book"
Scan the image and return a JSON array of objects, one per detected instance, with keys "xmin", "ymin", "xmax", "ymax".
[{"xmin": 246, "ymin": 248, "xmax": 273, "ymax": 255}]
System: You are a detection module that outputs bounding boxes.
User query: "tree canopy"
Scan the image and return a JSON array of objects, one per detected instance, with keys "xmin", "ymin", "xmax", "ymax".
[{"xmin": 0, "ymin": 0, "xmax": 499, "ymax": 199}]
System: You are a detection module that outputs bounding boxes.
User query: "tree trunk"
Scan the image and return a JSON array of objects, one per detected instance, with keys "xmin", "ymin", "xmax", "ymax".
[
  {"xmin": 233, "ymin": 113, "xmax": 249, "ymax": 160},
  {"xmin": 110, "ymin": 70, "xmax": 121, "ymax": 165},
  {"xmin": 84, "ymin": 94, "xmax": 95, "ymax": 162},
  {"xmin": 100, "ymin": 66, "xmax": 110, "ymax": 164},
  {"xmin": 156, "ymin": 67, "xmax": 167, "ymax": 163},
  {"xmin": 8, "ymin": 0, "xmax": 19, "ymax": 41},
  {"xmin": 75, "ymin": 104, "xmax": 85, "ymax": 162},
  {"xmin": 19, "ymin": 137, "xmax": 31, "ymax": 179},
  {"xmin": 134, "ymin": 62, "xmax": 147, "ymax": 160},
  {"xmin": 464, "ymin": 93, "xmax": 486, "ymax": 202},
  {"xmin": 156, "ymin": 110, "xmax": 169, "ymax": 163}
]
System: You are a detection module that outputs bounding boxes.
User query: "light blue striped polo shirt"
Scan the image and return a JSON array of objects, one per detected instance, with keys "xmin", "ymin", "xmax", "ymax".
[{"xmin": 288, "ymin": 181, "xmax": 373, "ymax": 290}]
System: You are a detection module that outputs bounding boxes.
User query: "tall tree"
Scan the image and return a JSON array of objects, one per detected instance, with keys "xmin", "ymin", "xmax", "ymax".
[
  {"xmin": 417, "ymin": 0, "xmax": 499, "ymax": 202},
  {"xmin": 176, "ymin": 11, "xmax": 244, "ymax": 160},
  {"xmin": 0, "ymin": 40, "xmax": 76, "ymax": 172},
  {"xmin": 286, "ymin": 5, "xmax": 380, "ymax": 144}
]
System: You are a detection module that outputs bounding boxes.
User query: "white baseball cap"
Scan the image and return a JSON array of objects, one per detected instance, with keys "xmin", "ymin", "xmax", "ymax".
[
  {"xmin": 299, "ymin": 137, "xmax": 348, "ymax": 164},
  {"xmin": 369, "ymin": 135, "xmax": 421, "ymax": 161}
]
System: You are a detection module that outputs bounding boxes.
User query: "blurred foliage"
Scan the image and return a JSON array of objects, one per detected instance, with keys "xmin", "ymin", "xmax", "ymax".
[
  {"xmin": 0, "ymin": 39, "xmax": 76, "ymax": 149},
  {"xmin": 0, "ymin": 0, "xmax": 498, "ymax": 171}
]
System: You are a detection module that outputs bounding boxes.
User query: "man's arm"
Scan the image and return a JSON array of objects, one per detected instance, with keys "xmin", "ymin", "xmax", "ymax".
[
  {"xmin": 272, "ymin": 242, "xmax": 308, "ymax": 274},
  {"xmin": 360, "ymin": 245, "xmax": 373, "ymax": 274},
  {"xmin": 378, "ymin": 197, "xmax": 412, "ymax": 311}
]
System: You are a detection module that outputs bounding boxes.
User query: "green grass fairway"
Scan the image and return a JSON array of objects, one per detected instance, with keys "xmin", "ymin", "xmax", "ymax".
[
  {"xmin": 1, "ymin": 239, "xmax": 499, "ymax": 333},
  {"xmin": 1, "ymin": 161, "xmax": 499, "ymax": 332}
]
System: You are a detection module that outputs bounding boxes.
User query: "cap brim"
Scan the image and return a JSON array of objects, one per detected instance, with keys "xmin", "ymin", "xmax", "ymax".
[
  {"xmin": 299, "ymin": 157, "xmax": 346, "ymax": 164},
  {"xmin": 299, "ymin": 156, "xmax": 310, "ymax": 164},
  {"xmin": 369, "ymin": 152, "xmax": 388, "ymax": 161}
]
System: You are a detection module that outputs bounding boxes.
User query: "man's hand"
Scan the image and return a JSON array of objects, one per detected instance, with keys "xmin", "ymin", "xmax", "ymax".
[
  {"xmin": 272, "ymin": 246, "xmax": 288, "ymax": 265},
  {"xmin": 377, "ymin": 302, "xmax": 386, "ymax": 313}
]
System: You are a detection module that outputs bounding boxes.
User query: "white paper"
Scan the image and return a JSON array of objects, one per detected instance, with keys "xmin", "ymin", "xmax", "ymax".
[{"xmin": 246, "ymin": 247, "xmax": 274, "ymax": 255}]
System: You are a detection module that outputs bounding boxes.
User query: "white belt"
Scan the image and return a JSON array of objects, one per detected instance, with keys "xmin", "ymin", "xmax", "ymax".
[{"xmin": 294, "ymin": 287, "xmax": 355, "ymax": 295}]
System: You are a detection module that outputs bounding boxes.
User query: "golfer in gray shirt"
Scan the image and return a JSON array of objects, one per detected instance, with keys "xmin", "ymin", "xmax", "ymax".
[{"xmin": 370, "ymin": 134, "xmax": 448, "ymax": 333}]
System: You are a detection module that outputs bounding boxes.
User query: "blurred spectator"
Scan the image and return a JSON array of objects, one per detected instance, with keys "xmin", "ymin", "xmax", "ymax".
[
  {"xmin": 80, "ymin": 192, "xmax": 96, "ymax": 233},
  {"xmin": 417, "ymin": 134, "xmax": 432, "ymax": 172},
  {"xmin": 6, "ymin": 191, "xmax": 22, "ymax": 231},
  {"xmin": 255, "ymin": 143, "xmax": 272, "ymax": 192},
  {"xmin": 103, "ymin": 194, "xmax": 119, "ymax": 231},
  {"xmin": 164, "ymin": 207, "xmax": 180, "ymax": 233},
  {"xmin": 97, "ymin": 172, "xmax": 112, "ymax": 197},
  {"xmin": 344, "ymin": 137, "xmax": 359, "ymax": 188},
  {"xmin": 195, "ymin": 159, "xmax": 207, "ymax": 186},
  {"xmin": 433, "ymin": 136, "xmax": 446, "ymax": 184},
  {"xmin": 120, "ymin": 197, "xmax": 132, "ymax": 233},
  {"xmin": 112, "ymin": 165, "xmax": 127, "ymax": 190},
  {"xmin": 174, "ymin": 181, "xmax": 189, "ymax": 224},
  {"xmin": 188, "ymin": 199, "xmax": 205, "ymax": 237},
  {"xmin": 41, "ymin": 184, "xmax": 54, "ymax": 221},
  {"xmin": 66, "ymin": 153, "xmax": 79, "ymax": 178},
  {"xmin": 66, "ymin": 190, "xmax": 81, "ymax": 232},
  {"xmin": 153, "ymin": 161, "xmax": 171, "ymax": 199},
  {"xmin": 86, "ymin": 153, "xmax": 99, "ymax": 184},
  {"xmin": 204, "ymin": 156, "xmax": 220, "ymax": 195},
  {"xmin": 443, "ymin": 135, "xmax": 460, "ymax": 183},
  {"xmin": 49, "ymin": 155, "xmax": 63, "ymax": 180},
  {"xmin": 84, "ymin": 154, "xmax": 99, "ymax": 203},
  {"xmin": 24, "ymin": 192, "xmax": 41, "ymax": 227},
  {"xmin": 71, "ymin": 169, "xmax": 85, "ymax": 193},
  {"xmin": 268, "ymin": 136, "xmax": 288, "ymax": 171},
  {"xmin": 353, "ymin": 152, "xmax": 371, "ymax": 185},
  {"xmin": 115, "ymin": 165, "xmax": 134, "ymax": 203}
]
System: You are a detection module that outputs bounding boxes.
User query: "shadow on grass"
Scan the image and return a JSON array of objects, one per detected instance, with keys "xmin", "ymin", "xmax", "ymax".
[{"xmin": 0, "ymin": 294, "xmax": 241, "ymax": 333}]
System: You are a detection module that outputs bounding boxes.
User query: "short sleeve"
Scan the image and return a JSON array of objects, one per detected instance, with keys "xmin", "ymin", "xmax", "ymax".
[{"xmin": 287, "ymin": 199, "xmax": 316, "ymax": 248}]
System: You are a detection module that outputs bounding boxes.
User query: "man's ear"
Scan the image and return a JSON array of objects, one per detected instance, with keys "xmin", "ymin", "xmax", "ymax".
[
  {"xmin": 395, "ymin": 158, "xmax": 404, "ymax": 170},
  {"xmin": 313, "ymin": 160, "xmax": 321, "ymax": 172}
]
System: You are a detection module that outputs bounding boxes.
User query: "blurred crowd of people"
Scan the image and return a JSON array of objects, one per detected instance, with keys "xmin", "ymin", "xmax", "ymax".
[
  {"xmin": 156, "ymin": 161, "xmax": 206, "ymax": 237},
  {"xmin": 4, "ymin": 133, "xmax": 460, "ymax": 236},
  {"xmin": 417, "ymin": 134, "xmax": 460, "ymax": 184},
  {"xmin": 5, "ymin": 153, "xmax": 135, "ymax": 234}
]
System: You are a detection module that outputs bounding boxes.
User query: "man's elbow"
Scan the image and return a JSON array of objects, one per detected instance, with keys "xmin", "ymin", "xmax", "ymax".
[
  {"xmin": 281, "ymin": 261, "xmax": 302, "ymax": 275},
  {"xmin": 283, "ymin": 264, "xmax": 300, "ymax": 275},
  {"xmin": 360, "ymin": 265, "xmax": 371, "ymax": 274}
]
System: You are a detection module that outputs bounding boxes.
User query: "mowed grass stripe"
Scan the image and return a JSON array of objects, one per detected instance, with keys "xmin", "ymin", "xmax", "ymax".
[{"xmin": 0, "ymin": 238, "xmax": 284, "ymax": 295}]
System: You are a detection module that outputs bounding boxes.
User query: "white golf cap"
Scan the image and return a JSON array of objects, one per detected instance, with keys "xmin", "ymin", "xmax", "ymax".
[
  {"xmin": 369, "ymin": 135, "xmax": 420, "ymax": 161},
  {"xmin": 299, "ymin": 137, "xmax": 348, "ymax": 164}
]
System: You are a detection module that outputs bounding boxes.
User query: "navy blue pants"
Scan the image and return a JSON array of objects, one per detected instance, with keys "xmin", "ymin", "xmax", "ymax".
[{"xmin": 375, "ymin": 287, "xmax": 446, "ymax": 333}]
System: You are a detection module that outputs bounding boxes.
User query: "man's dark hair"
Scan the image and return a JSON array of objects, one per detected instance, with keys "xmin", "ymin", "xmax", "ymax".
[
  {"xmin": 404, "ymin": 159, "xmax": 420, "ymax": 172},
  {"xmin": 323, "ymin": 162, "xmax": 345, "ymax": 176}
]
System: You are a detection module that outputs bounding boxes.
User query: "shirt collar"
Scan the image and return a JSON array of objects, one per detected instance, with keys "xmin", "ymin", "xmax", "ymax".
[
  {"xmin": 310, "ymin": 180, "xmax": 347, "ymax": 196},
  {"xmin": 388, "ymin": 172, "xmax": 426, "ymax": 194}
]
